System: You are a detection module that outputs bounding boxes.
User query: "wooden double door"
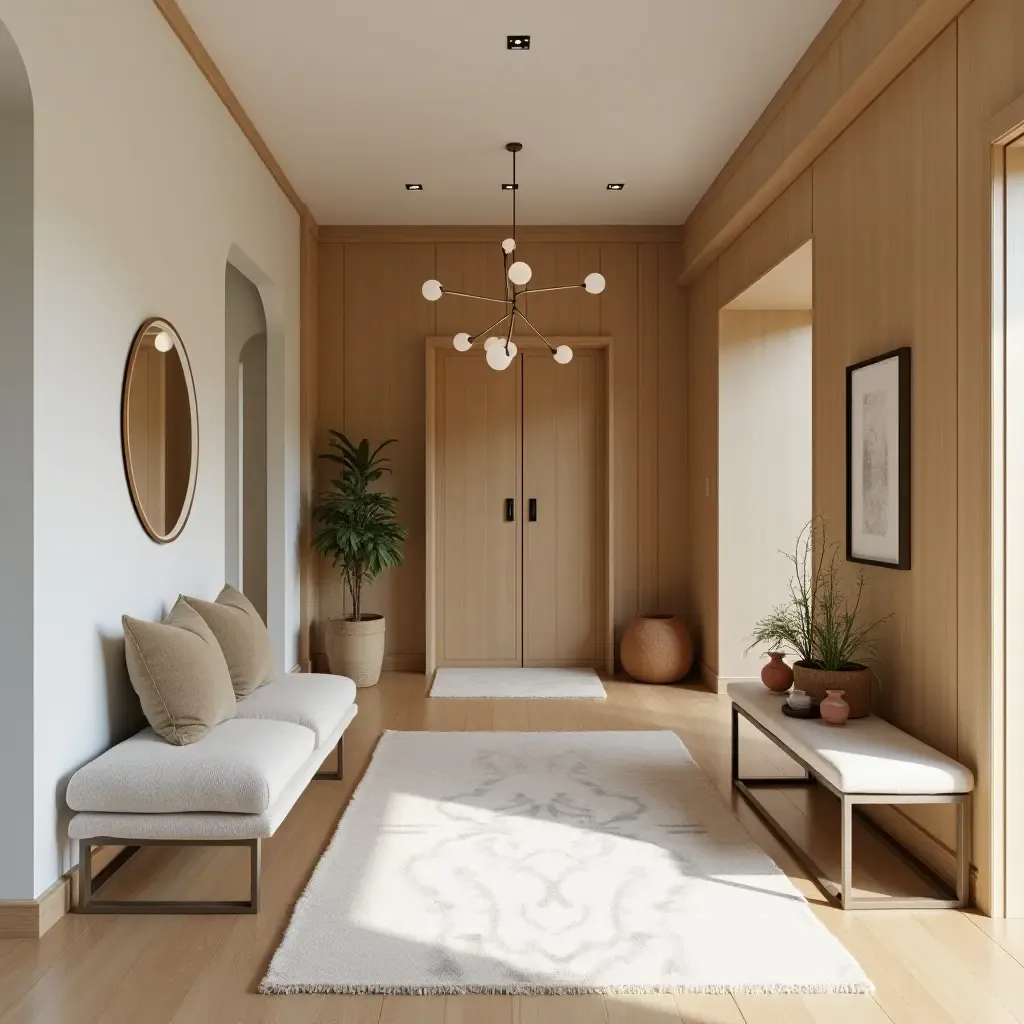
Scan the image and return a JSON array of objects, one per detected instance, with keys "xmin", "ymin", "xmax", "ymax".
[{"xmin": 428, "ymin": 341, "xmax": 610, "ymax": 671}]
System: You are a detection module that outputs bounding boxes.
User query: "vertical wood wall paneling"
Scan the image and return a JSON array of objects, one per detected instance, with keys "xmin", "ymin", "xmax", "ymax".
[
  {"xmin": 298, "ymin": 215, "xmax": 319, "ymax": 668},
  {"xmin": 315, "ymin": 234, "xmax": 687, "ymax": 673},
  {"xmin": 656, "ymin": 244, "xmax": 689, "ymax": 619},
  {"xmin": 813, "ymin": 27, "xmax": 959, "ymax": 852},
  {"xmin": 956, "ymin": 0, "xmax": 1024, "ymax": 916},
  {"xmin": 685, "ymin": 261, "xmax": 720, "ymax": 686}
]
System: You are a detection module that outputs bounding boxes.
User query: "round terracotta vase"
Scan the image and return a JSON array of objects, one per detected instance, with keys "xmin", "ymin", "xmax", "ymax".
[
  {"xmin": 620, "ymin": 615, "xmax": 694, "ymax": 684},
  {"xmin": 792, "ymin": 661, "xmax": 872, "ymax": 718},
  {"xmin": 324, "ymin": 614, "xmax": 386, "ymax": 688},
  {"xmin": 760, "ymin": 652, "xmax": 794, "ymax": 693},
  {"xmin": 820, "ymin": 689, "xmax": 851, "ymax": 726}
]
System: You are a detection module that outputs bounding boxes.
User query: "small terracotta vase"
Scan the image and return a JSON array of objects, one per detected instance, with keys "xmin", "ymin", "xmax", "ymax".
[
  {"xmin": 820, "ymin": 689, "xmax": 850, "ymax": 726},
  {"xmin": 760, "ymin": 652, "xmax": 794, "ymax": 693}
]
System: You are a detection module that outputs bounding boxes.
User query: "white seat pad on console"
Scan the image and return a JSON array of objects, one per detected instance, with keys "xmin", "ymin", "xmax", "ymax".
[
  {"xmin": 66, "ymin": 718, "xmax": 316, "ymax": 815},
  {"xmin": 728, "ymin": 682, "xmax": 974, "ymax": 795},
  {"xmin": 234, "ymin": 672, "xmax": 356, "ymax": 746}
]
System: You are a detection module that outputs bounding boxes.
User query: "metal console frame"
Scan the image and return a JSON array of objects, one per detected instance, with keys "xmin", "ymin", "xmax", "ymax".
[
  {"xmin": 77, "ymin": 737, "xmax": 343, "ymax": 914},
  {"xmin": 731, "ymin": 703, "xmax": 971, "ymax": 910}
]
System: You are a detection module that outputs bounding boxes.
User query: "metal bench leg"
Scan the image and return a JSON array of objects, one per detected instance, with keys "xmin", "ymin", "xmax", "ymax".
[
  {"xmin": 315, "ymin": 735, "xmax": 344, "ymax": 781},
  {"xmin": 841, "ymin": 795, "xmax": 853, "ymax": 906},
  {"xmin": 77, "ymin": 837, "xmax": 261, "ymax": 914},
  {"xmin": 956, "ymin": 794, "xmax": 972, "ymax": 907}
]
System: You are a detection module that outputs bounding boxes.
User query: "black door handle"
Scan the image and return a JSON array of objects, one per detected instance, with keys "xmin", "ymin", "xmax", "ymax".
[
  {"xmin": 505, "ymin": 498, "xmax": 515, "ymax": 522},
  {"xmin": 528, "ymin": 498, "xmax": 537, "ymax": 522}
]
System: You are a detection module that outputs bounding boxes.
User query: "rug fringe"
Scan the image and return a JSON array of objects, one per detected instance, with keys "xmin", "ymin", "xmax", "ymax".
[{"xmin": 258, "ymin": 981, "xmax": 874, "ymax": 996}]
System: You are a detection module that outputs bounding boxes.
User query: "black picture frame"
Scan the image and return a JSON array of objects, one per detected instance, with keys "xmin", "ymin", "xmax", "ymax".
[{"xmin": 845, "ymin": 346, "xmax": 911, "ymax": 570}]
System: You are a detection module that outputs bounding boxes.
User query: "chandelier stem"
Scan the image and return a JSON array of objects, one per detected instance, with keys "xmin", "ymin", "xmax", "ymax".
[
  {"xmin": 515, "ymin": 309, "xmax": 556, "ymax": 353},
  {"xmin": 512, "ymin": 146, "xmax": 516, "ymax": 242},
  {"xmin": 506, "ymin": 309, "xmax": 517, "ymax": 354}
]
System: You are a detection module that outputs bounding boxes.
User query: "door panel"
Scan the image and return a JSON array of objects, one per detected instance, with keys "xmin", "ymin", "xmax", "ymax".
[
  {"xmin": 522, "ymin": 349, "xmax": 607, "ymax": 667},
  {"xmin": 436, "ymin": 350, "xmax": 522, "ymax": 665}
]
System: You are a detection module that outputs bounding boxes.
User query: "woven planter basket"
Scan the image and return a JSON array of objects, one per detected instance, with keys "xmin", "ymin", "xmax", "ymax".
[
  {"xmin": 324, "ymin": 614, "xmax": 386, "ymax": 688},
  {"xmin": 792, "ymin": 661, "xmax": 872, "ymax": 719}
]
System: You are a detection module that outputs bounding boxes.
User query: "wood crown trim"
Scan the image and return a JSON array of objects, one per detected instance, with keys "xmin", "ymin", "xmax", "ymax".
[
  {"xmin": 152, "ymin": 0, "xmax": 312, "ymax": 222},
  {"xmin": 318, "ymin": 225, "xmax": 685, "ymax": 244},
  {"xmin": 680, "ymin": 0, "xmax": 973, "ymax": 283}
]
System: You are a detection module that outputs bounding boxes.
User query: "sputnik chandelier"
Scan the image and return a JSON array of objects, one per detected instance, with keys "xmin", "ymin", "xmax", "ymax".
[{"xmin": 420, "ymin": 142, "xmax": 606, "ymax": 370}]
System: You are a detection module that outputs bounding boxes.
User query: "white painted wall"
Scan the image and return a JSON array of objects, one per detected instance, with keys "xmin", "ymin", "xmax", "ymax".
[
  {"xmin": 718, "ymin": 309, "xmax": 812, "ymax": 683},
  {"xmin": 0, "ymin": 0, "xmax": 302, "ymax": 898},
  {"xmin": 0, "ymin": 17, "xmax": 34, "ymax": 901}
]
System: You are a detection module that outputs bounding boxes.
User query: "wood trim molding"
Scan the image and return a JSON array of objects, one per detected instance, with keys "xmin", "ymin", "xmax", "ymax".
[
  {"xmin": 0, "ymin": 878, "xmax": 70, "ymax": 939},
  {"xmin": 151, "ymin": 0, "xmax": 312, "ymax": 221},
  {"xmin": 680, "ymin": 0, "xmax": 973, "ymax": 283},
  {"xmin": 319, "ymin": 225, "xmax": 684, "ymax": 244}
]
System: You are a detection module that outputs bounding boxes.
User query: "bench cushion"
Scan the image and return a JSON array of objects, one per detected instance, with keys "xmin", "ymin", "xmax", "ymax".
[
  {"xmin": 66, "ymin": 718, "xmax": 316, "ymax": 815},
  {"xmin": 728, "ymin": 682, "xmax": 974, "ymax": 795},
  {"xmin": 233, "ymin": 672, "xmax": 357, "ymax": 746}
]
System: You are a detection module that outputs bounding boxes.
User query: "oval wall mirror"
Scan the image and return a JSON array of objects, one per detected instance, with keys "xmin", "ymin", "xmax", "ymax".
[{"xmin": 121, "ymin": 317, "xmax": 199, "ymax": 543}]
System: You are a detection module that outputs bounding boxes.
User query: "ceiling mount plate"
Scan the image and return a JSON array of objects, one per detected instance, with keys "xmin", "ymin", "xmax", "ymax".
[{"xmin": 506, "ymin": 35, "xmax": 530, "ymax": 50}]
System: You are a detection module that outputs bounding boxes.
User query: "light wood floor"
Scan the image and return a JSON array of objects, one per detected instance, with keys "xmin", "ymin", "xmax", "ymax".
[{"xmin": 2, "ymin": 674, "xmax": 1023, "ymax": 1024}]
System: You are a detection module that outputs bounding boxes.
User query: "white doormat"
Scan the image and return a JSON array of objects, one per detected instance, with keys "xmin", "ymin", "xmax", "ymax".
[
  {"xmin": 429, "ymin": 667, "xmax": 607, "ymax": 700},
  {"xmin": 261, "ymin": 730, "xmax": 871, "ymax": 996}
]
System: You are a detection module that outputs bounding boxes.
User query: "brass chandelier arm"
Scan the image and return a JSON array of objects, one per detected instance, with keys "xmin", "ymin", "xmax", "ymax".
[
  {"xmin": 443, "ymin": 289, "xmax": 512, "ymax": 305},
  {"xmin": 471, "ymin": 310, "xmax": 513, "ymax": 341},
  {"xmin": 517, "ymin": 283, "xmax": 586, "ymax": 297},
  {"xmin": 514, "ymin": 308, "xmax": 557, "ymax": 353}
]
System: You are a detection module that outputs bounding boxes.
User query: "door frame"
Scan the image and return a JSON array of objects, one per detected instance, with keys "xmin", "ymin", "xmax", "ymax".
[
  {"xmin": 988, "ymin": 92, "xmax": 1024, "ymax": 918},
  {"xmin": 426, "ymin": 335, "xmax": 614, "ymax": 678}
]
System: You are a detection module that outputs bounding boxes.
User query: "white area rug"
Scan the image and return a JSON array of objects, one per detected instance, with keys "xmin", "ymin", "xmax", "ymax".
[
  {"xmin": 262, "ymin": 731, "xmax": 871, "ymax": 995},
  {"xmin": 429, "ymin": 667, "xmax": 607, "ymax": 700}
]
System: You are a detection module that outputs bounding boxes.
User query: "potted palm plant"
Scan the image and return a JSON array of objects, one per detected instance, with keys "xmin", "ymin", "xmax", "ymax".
[
  {"xmin": 313, "ymin": 432, "xmax": 406, "ymax": 687},
  {"xmin": 748, "ymin": 517, "xmax": 890, "ymax": 718}
]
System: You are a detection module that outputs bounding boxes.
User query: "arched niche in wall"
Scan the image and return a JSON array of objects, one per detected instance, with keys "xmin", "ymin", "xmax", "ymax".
[
  {"xmin": 0, "ymin": 14, "xmax": 35, "ymax": 900},
  {"xmin": 225, "ymin": 247, "xmax": 284, "ymax": 661}
]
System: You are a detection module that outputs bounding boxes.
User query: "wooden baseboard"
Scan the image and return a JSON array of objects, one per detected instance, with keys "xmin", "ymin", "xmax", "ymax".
[
  {"xmin": 700, "ymin": 661, "xmax": 721, "ymax": 693},
  {"xmin": 0, "ymin": 845, "xmax": 125, "ymax": 938},
  {"xmin": 0, "ymin": 877, "xmax": 70, "ymax": 939},
  {"xmin": 382, "ymin": 653, "xmax": 426, "ymax": 673}
]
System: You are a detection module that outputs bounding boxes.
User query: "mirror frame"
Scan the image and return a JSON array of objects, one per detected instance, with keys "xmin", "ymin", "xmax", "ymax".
[{"xmin": 121, "ymin": 316, "xmax": 200, "ymax": 544}]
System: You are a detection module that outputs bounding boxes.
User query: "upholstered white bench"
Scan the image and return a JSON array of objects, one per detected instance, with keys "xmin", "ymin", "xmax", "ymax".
[
  {"xmin": 66, "ymin": 672, "xmax": 357, "ymax": 914},
  {"xmin": 727, "ymin": 682, "xmax": 973, "ymax": 910}
]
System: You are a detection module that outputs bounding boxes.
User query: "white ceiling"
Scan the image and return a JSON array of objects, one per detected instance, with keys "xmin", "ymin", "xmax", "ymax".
[
  {"xmin": 178, "ymin": 0, "xmax": 839, "ymax": 225},
  {"xmin": 723, "ymin": 241, "xmax": 813, "ymax": 310}
]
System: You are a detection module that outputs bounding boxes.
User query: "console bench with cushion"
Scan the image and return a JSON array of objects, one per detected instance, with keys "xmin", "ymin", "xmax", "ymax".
[
  {"xmin": 67, "ymin": 672, "xmax": 357, "ymax": 914},
  {"xmin": 728, "ymin": 682, "xmax": 974, "ymax": 910},
  {"xmin": 64, "ymin": 584, "xmax": 358, "ymax": 915}
]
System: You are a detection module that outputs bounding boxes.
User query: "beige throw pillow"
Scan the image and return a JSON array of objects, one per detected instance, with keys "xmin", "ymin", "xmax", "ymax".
[
  {"xmin": 122, "ymin": 598, "xmax": 236, "ymax": 745},
  {"xmin": 183, "ymin": 584, "xmax": 275, "ymax": 699}
]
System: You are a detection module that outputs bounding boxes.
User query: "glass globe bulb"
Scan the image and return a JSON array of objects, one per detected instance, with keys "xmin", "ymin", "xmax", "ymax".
[
  {"xmin": 421, "ymin": 279, "xmax": 443, "ymax": 302},
  {"xmin": 153, "ymin": 330, "xmax": 174, "ymax": 353},
  {"xmin": 483, "ymin": 336, "xmax": 503, "ymax": 352},
  {"xmin": 553, "ymin": 344, "xmax": 574, "ymax": 365},
  {"xmin": 486, "ymin": 345, "xmax": 512, "ymax": 371},
  {"xmin": 501, "ymin": 237, "xmax": 516, "ymax": 254},
  {"xmin": 508, "ymin": 261, "xmax": 532, "ymax": 286},
  {"xmin": 453, "ymin": 332, "xmax": 472, "ymax": 352},
  {"xmin": 583, "ymin": 272, "xmax": 606, "ymax": 295}
]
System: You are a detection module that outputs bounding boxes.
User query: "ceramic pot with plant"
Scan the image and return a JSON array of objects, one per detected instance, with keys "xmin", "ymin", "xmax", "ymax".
[
  {"xmin": 747, "ymin": 517, "xmax": 890, "ymax": 719},
  {"xmin": 313, "ymin": 433, "xmax": 406, "ymax": 687},
  {"xmin": 760, "ymin": 652, "xmax": 793, "ymax": 693}
]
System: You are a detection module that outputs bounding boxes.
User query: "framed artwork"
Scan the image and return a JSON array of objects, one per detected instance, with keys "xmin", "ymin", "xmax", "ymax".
[{"xmin": 846, "ymin": 347, "xmax": 911, "ymax": 569}]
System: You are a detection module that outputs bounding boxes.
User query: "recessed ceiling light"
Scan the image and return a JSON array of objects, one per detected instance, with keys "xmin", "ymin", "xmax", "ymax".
[
  {"xmin": 607, "ymin": 183, "xmax": 625, "ymax": 191},
  {"xmin": 501, "ymin": 183, "xmax": 518, "ymax": 191},
  {"xmin": 405, "ymin": 183, "xmax": 423, "ymax": 191},
  {"xmin": 507, "ymin": 35, "xmax": 530, "ymax": 50}
]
